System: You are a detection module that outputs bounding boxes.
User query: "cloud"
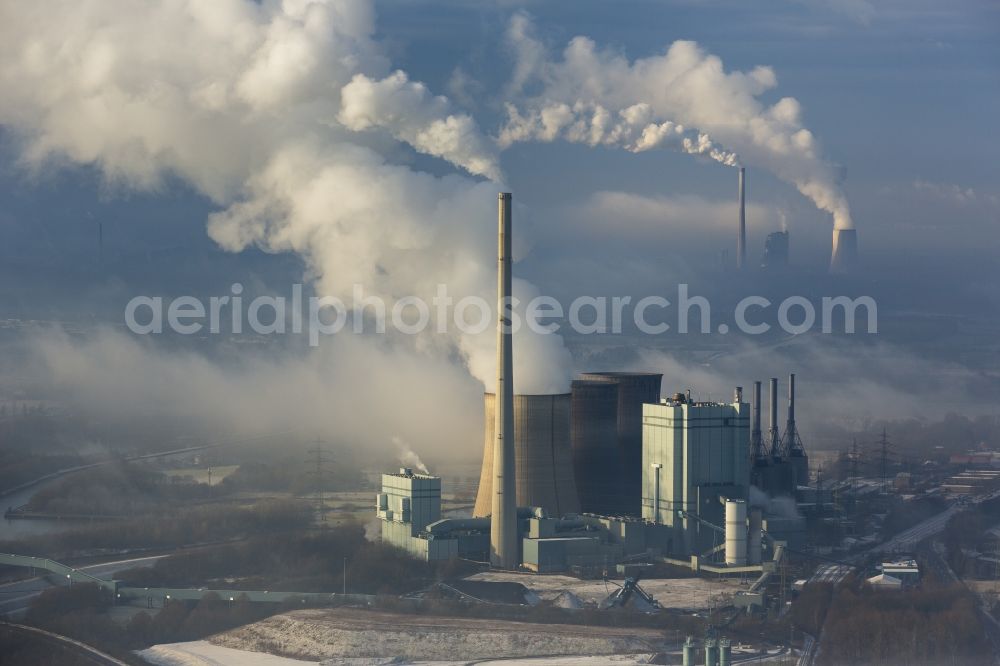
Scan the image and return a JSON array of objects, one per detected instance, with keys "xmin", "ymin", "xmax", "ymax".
[
  {"xmin": 500, "ymin": 13, "xmax": 853, "ymax": 229},
  {"xmin": 339, "ymin": 70, "xmax": 502, "ymax": 180},
  {"xmin": 25, "ymin": 326, "xmax": 485, "ymax": 465},
  {"xmin": 913, "ymin": 180, "xmax": 1000, "ymax": 210},
  {"xmin": 0, "ymin": 0, "xmax": 564, "ymax": 393},
  {"xmin": 574, "ymin": 190, "xmax": 774, "ymax": 240},
  {"xmin": 632, "ymin": 334, "xmax": 1000, "ymax": 442},
  {"xmin": 497, "ymin": 101, "xmax": 740, "ymax": 167}
]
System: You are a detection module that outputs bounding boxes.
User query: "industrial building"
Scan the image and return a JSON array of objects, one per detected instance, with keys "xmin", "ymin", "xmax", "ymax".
[
  {"xmin": 378, "ymin": 468, "xmax": 491, "ymax": 561},
  {"xmin": 642, "ymin": 391, "xmax": 751, "ymax": 558},
  {"xmin": 377, "ymin": 192, "xmax": 806, "ymax": 583},
  {"xmin": 751, "ymin": 375, "xmax": 809, "ymax": 498},
  {"xmin": 731, "ymin": 167, "xmax": 852, "ymax": 273},
  {"xmin": 761, "ymin": 231, "xmax": 789, "ymax": 269}
]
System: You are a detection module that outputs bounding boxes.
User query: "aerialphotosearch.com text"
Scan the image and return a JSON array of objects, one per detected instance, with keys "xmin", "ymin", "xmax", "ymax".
[{"xmin": 124, "ymin": 283, "xmax": 877, "ymax": 345}]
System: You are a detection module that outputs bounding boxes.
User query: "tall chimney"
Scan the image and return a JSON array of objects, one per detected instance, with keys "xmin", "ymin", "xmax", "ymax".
[
  {"xmin": 768, "ymin": 377, "xmax": 781, "ymax": 459},
  {"xmin": 750, "ymin": 380, "xmax": 765, "ymax": 463},
  {"xmin": 490, "ymin": 192, "xmax": 517, "ymax": 569},
  {"xmin": 737, "ymin": 167, "xmax": 746, "ymax": 270},
  {"xmin": 786, "ymin": 373, "xmax": 796, "ymax": 439}
]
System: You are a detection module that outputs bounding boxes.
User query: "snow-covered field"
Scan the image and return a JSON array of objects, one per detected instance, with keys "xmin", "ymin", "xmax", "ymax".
[
  {"xmin": 208, "ymin": 608, "xmax": 665, "ymax": 662},
  {"xmin": 138, "ymin": 640, "xmax": 319, "ymax": 665},
  {"xmin": 139, "ymin": 640, "xmax": 657, "ymax": 665}
]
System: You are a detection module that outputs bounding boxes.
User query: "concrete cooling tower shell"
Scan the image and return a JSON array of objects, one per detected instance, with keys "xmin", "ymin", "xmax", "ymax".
[
  {"xmin": 578, "ymin": 372, "xmax": 662, "ymax": 516},
  {"xmin": 570, "ymin": 379, "xmax": 620, "ymax": 515},
  {"xmin": 474, "ymin": 393, "xmax": 580, "ymax": 519},
  {"xmin": 830, "ymin": 228, "xmax": 858, "ymax": 273}
]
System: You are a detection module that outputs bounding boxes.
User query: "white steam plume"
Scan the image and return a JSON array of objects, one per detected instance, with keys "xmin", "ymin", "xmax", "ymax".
[
  {"xmin": 0, "ymin": 0, "xmax": 570, "ymax": 394},
  {"xmin": 339, "ymin": 71, "xmax": 503, "ymax": 181},
  {"xmin": 498, "ymin": 101, "xmax": 740, "ymax": 167},
  {"xmin": 393, "ymin": 435, "xmax": 430, "ymax": 474},
  {"xmin": 503, "ymin": 14, "xmax": 852, "ymax": 230}
]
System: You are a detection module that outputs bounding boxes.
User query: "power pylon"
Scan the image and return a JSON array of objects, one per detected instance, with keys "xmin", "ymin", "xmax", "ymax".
[{"xmin": 305, "ymin": 440, "xmax": 333, "ymax": 525}]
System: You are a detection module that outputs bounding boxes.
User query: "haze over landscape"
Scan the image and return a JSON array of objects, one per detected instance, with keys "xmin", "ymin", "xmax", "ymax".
[{"xmin": 0, "ymin": 2, "xmax": 998, "ymax": 664}]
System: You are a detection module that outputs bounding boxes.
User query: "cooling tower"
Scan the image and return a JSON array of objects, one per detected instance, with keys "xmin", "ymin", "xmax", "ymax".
[
  {"xmin": 578, "ymin": 372, "xmax": 662, "ymax": 516},
  {"xmin": 830, "ymin": 228, "xmax": 858, "ymax": 273},
  {"xmin": 490, "ymin": 192, "xmax": 517, "ymax": 569},
  {"xmin": 474, "ymin": 393, "xmax": 580, "ymax": 519},
  {"xmin": 570, "ymin": 379, "xmax": 620, "ymax": 515},
  {"xmin": 737, "ymin": 167, "xmax": 747, "ymax": 270}
]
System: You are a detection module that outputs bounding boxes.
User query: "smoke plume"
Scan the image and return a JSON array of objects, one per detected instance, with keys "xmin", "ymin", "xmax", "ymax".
[
  {"xmin": 393, "ymin": 435, "xmax": 430, "ymax": 474},
  {"xmin": 502, "ymin": 14, "xmax": 853, "ymax": 229},
  {"xmin": 339, "ymin": 71, "xmax": 503, "ymax": 181},
  {"xmin": 0, "ymin": 0, "xmax": 569, "ymax": 394},
  {"xmin": 498, "ymin": 101, "xmax": 740, "ymax": 167}
]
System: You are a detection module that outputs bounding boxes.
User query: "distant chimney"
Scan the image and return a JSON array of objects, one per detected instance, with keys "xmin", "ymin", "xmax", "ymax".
[
  {"xmin": 768, "ymin": 377, "xmax": 781, "ymax": 459},
  {"xmin": 750, "ymin": 381, "xmax": 765, "ymax": 463},
  {"xmin": 737, "ymin": 167, "xmax": 747, "ymax": 270}
]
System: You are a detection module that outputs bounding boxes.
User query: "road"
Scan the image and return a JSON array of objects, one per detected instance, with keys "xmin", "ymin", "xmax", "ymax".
[
  {"xmin": 796, "ymin": 633, "xmax": 816, "ymax": 666},
  {"xmin": 851, "ymin": 489, "xmax": 1000, "ymax": 564},
  {"xmin": 0, "ymin": 554, "xmax": 166, "ymax": 616},
  {"xmin": 1, "ymin": 620, "xmax": 130, "ymax": 665}
]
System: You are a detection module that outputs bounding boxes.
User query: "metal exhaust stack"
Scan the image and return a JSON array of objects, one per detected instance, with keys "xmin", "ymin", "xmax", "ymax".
[
  {"xmin": 785, "ymin": 373, "xmax": 797, "ymax": 443},
  {"xmin": 737, "ymin": 167, "xmax": 746, "ymax": 270},
  {"xmin": 490, "ymin": 192, "xmax": 517, "ymax": 569},
  {"xmin": 750, "ymin": 381, "xmax": 765, "ymax": 463},
  {"xmin": 768, "ymin": 377, "xmax": 781, "ymax": 459}
]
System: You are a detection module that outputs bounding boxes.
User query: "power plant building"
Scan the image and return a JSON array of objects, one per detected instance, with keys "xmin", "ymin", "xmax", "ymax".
[
  {"xmin": 474, "ymin": 393, "xmax": 580, "ymax": 520},
  {"xmin": 382, "ymin": 192, "xmax": 798, "ymax": 577},
  {"xmin": 378, "ymin": 469, "xmax": 456, "ymax": 560},
  {"xmin": 642, "ymin": 394, "xmax": 750, "ymax": 557},
  {"xmin": 761, "ymin": 231, "xmax": 789, "ymax": 269}
]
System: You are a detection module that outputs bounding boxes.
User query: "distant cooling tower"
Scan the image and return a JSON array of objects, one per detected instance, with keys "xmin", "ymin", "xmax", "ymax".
[
  {"xmin": 474, "ymin": 393, "xmax": 580, "ymax": 519},
  {"xmin": 830, "ymin": 228, "xmax": 858, "ymax": 273},
  {"xmin": 570, "ymin": 379, "xmax": 620, "ymax": 515},
  {"xmin": 578, "ymin": 372, "xmax": 662, "ymax": 516}
]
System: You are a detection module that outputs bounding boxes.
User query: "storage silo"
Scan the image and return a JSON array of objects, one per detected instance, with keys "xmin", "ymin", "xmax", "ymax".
[
  {"xmin": 474, "ymin": 393, "xmax": 580, "ymax": 519},
  {"xmin": 570, "ymin": 379, "xmax": 620, "ymax": 515},
  {"xmin": 725, "ymin": 500, "xmax": 748, "ymax": 566},
  {"xmin": 578, "ymin": 372, "xmax": 662, "ymax": 516}
]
